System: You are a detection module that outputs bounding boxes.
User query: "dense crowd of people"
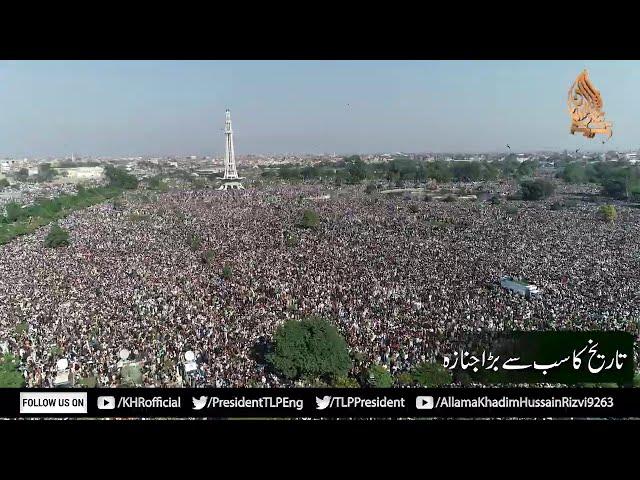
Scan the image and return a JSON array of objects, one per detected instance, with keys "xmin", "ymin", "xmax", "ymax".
[{"xmin": 1, "ymin": 182, "xmax": 638, "ymax": 387}]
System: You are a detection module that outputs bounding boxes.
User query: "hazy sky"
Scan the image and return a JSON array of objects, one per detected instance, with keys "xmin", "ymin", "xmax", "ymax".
[{"xmin": 0, "ymin": 60, "xmax": 638, "ymax": 157}]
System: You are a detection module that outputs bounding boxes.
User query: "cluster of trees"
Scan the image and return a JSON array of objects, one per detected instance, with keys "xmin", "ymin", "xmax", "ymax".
[
  {"xmin": 267, "ymin": 156, "xmax": 640, "ymax": 200},
  {"xmin": 0, "ymin": 178, "xmax": 10, "ymax": 189},
  {"xmin": 104, "ymin": 165, "xmax": 139, "ymax": 190},
  {"xmin": 265, "ymin": 163, "xmax": 343, "ymax": 183},
  {"xmin": 146, "ymin": 175, "xmax": 169, "ymax": 192},
  {"xmin": 265, "ymin": 317, "xmax": 453, "ymax": 388},
  {"xmin": 263, "ymin": 156, "xmax": 541, "ymax": 186},
  {"xmin": 560, "ymin": 161, "xmax": 640, "ymax": 200},
  {"xmin": 56, "ymin": 160, "xmax": 102, "ymax": 168},
  {"xmin": 378, "ymin": 157, "xmax": 534, "ymax": 184},
  {"xmin": 0, "ymin": 164, "xmax": 138, "ymax": 246},
  {"xmin": 0, "ymin": 168, "xmax": 138, "ymax": 245},
  {"xmin": 2, "ymin": 186, "xmax": 122, "ymax": 225}
]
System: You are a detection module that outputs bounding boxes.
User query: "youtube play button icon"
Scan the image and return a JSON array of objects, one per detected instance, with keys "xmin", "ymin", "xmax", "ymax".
[
  {"xmin": 97, "ymin": 396, "xmax": 116, "ymax": 410},
  {"xmin": 415, "ymin": 396, "xmax": 434, "ymax": 410}
]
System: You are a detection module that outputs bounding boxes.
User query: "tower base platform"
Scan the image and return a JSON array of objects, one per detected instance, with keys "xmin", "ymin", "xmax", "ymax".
[{"xmin": 218, "ymin": 180, "xmax": 245, "ymax": 190}]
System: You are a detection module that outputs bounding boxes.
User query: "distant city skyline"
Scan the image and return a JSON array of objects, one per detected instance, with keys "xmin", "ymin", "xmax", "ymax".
[{"xmin": 1, "ymin": 60, "xmax": 639, "ymax": 157}]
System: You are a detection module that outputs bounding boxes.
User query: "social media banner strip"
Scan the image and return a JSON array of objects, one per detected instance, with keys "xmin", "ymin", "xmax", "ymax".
[{"xmin": 2, "ymin": 388, "xmax": 640, "ymax": 419}]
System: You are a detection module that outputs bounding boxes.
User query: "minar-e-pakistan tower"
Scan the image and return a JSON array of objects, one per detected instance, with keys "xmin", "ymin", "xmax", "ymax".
[{"xmin": 219, "ymin": 109, "xmax": 244, "ymax": 190}]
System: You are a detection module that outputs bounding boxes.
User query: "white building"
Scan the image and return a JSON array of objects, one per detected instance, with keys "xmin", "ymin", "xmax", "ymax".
[{"xmin": 54, "ymin": 166, "xmax": 104, "ymax": 182}]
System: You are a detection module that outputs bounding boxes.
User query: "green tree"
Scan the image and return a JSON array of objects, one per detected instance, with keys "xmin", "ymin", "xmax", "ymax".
[
  {"xmin": 501, "ymin": 155, "xmax": 521, "ymax": 177},
  {"xmin": 426, "ymin": 161, "xmax": 453, "ymax": 183},
  {"xmin": 267, "ymin": 316, "xmax": 352, "ymax": 382},
  {"xmin": 147, "ymin": 175, "xmax": 168, "ymax": 191},
  {"xmin": 520, "ymin": 179, "xmax": 556, "ymax": 201},
  {"xmin": 37, "ymin": 163, "xmax": 57, "ymax": 182},
  {"xmin": 284, "ymin": 233, "xmax": 299, "ymax": 247},
  {"xmin": 601, "ymin": 178, "xmax": 629, "ymax": 200},
  {"xmin": 599, "ymin": 204, "xmax": 617, "ymax": 222},
  {"xmin": 298, "ymin": 209, "xmax": 320, "ymax": 229},
  {"xmin": 411, "ymin": 362, "xmax": 453, "ymax": 386},
  {"xmin": 77, "ymin": 376, "xmax": 98, "ymax": 388},
  {"xmin": 5, "ymin": 202, "xmax": 25, "ymax": 222},
  {"xmin": 44, "ymin": 223, "xmax": 70, "ymax": 248},
  {"xmin": 451, "ymin": 161, "xmax": 483, "ymax": 181},
  {"xmin": 111, "ymin": 197, "xmax": 125, "ymax": 210},
  {"xmin": 191, "ymin": 178, "xmax": 208, "ymax": 190},
  {"xmin": 561, "ymin": 162, "xmax": 587, "ymax": 184},
  {"xmin": 503, "ymin": 204, "xmax": 519, "ymax": 215},
  {"xmin": 515, "ymin": 159, "xmax": 539, "ymax": 178},
  {"xmin": 345, "ymin": 156, "xmax": 368, "ymax": 184},
  {"xmin": 482, "ymin": 161, "xmax": 501, "ymax": 181},
  {"xmin": 396, "ymin": 372, "xmax": 414, "ymax": 386},
  {"xmin": 190, "ymin": 234, "xmax": 202, "ymax": 252},
  {"xmin": 334, "ymin": 376, "xmax": 360, "ymax": 388},
  {"xmin": 0, "ymin": 178, "xmax": 9, "ymax": 189},
  {"xmin": 367, "ymin": 364, "xmax": 393, "ymax": 388},
  {"xmin": 104, "ymin": 165, "xmax": 138, "ymax": 189},
  {"xmin": 200, "ymin": 250, "xmax": 215, "ymax": 265},
  {"xmin": 14, "ymin": 322, "xmax": 28, "ymax": 335},
  {"xmin": 120, "ymin": 363, "xmax": 143, "ymax": 386},
  {"xmin": 279, "ymin": 166, "xmax": 302, "ymax": 181},
  {"xmin": 0, "ymin": 354, "xmax": 25, "ymax": 387},
  {"xmin": 221, "ymin": 265, "xmax": 233, "ymax": 280}
]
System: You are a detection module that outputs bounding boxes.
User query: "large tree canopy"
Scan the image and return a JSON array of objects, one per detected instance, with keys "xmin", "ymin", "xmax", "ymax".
[
  {"xmin": 104, "ymin": 165, "xmax": 139, "ymax": 189},
  {"xmin": 267, "ymin": 317, "xmax": 352, "ymax": 382},
  {"xmin": 44, "ymin": 223, "xmax": 70, "ymax": 248},
  {"xmin": 0, "ymin": 354, "xmax": 25, "ymax": 387},
  {"xmin": 520, "ymin": 179, "xmax": 556, "ymax": 201}
]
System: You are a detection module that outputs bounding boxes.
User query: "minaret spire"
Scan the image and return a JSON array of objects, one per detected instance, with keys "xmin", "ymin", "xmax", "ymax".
[
  {"xmin": 223, "ymin": 109, "xmax": 238, "ymax": 179},
  {"xmin": 218, "ymin": 109, "xmax": 244, "ymax": 190}
]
